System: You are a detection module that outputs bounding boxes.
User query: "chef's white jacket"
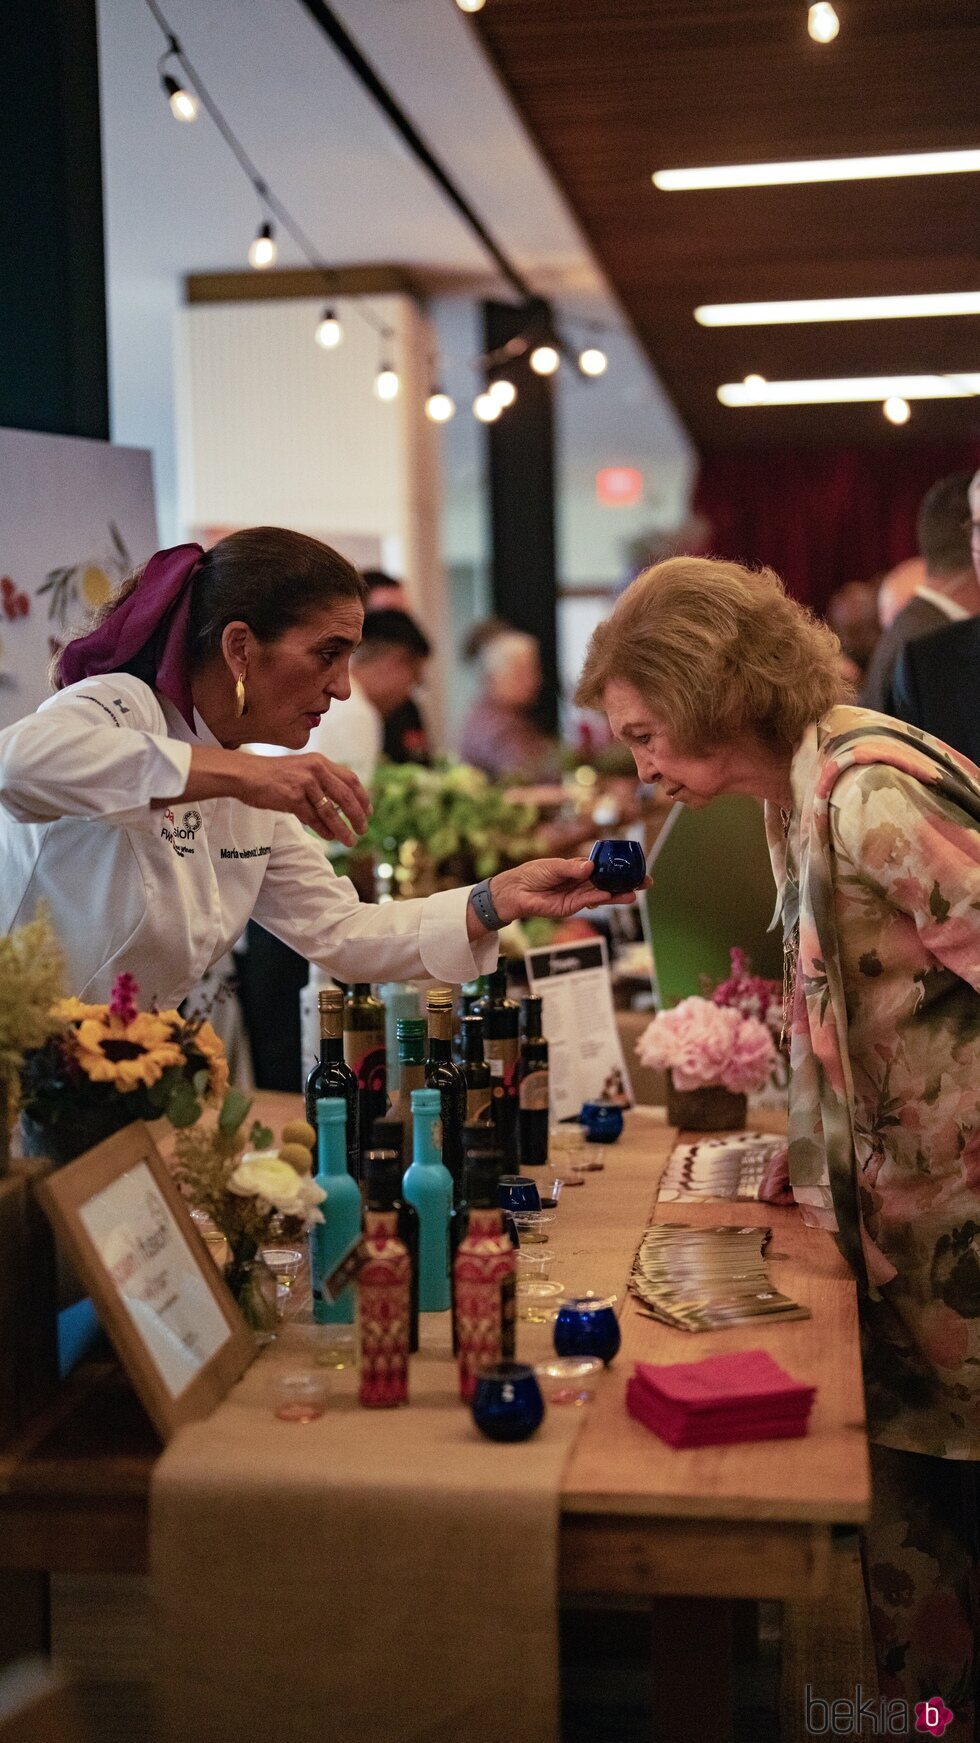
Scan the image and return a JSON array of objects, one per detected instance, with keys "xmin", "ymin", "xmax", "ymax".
[{"xmin": 0, "ymin": 674, "xmax": 497, "ymax": 1007}]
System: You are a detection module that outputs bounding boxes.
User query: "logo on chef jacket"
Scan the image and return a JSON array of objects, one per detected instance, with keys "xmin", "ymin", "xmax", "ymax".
[{"xmin": 161, "ymin": 807, "xmax": 203, "ymax": 858}]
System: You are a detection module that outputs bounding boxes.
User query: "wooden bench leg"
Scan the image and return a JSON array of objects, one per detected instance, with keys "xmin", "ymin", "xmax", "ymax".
[{"xmin": 650, "ymin": 1598, "xmax": 734, "ymax": 1743}]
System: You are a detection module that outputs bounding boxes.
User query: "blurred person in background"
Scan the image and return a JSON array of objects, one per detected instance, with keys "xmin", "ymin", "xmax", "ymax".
[
  {"xmin": 862, "ymin": 474, "xmax": 979, "ymax": 713},
  {"xmin": 457, "ymin": 620, "xmax": 559, "ymax": 781},
  {"xmin": 876, "ymin": 557, "xmax": 927, "ymax": 631},
  {"xmin": 890, "ymin": 469, "xmax": 980, "ymax": 766},
  {"xmin": 826, "ymin": 579, "xmax": 882, "ymax": 685},
  {"xmin": 362, "ymin": 571, "xmax": 432, "ymax": 764}
]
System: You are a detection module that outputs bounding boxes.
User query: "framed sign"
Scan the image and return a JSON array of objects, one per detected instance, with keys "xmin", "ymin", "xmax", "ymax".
[{"xmin": 38, "ymin": 1123, "xmax": 255, "ymax": 1442}]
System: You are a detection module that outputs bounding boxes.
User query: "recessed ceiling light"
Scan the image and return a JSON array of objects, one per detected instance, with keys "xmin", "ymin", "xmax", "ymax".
[
  {"xmin": 883, "ymin": 396, "xmax": 912, "ymax": 425},
  {"xmin": 718, "ymin": 374, "xmax": 980, "ymax": 407},
  {"xmin": 653, "ymin": 149, "xmax": 980, "ymax": 192},
  {"xmin": 696, "ymin": 291, "xmax": 980, "ymax": 326}
]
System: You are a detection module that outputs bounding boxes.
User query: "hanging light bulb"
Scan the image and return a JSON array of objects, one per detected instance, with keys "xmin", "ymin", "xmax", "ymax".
[
  {"xmin": 425, "ymin": 389, "xmax": 456, "ymax": 423},
  {"xmin": 161, "ymin": 72, "xmax": 198, "ymax": 122},
  {"xmin": 315, "ymin": 307, "xmax": 343, "ymax": 349},
  {"xmin": 474, "ymin": 392, "xmax": 502, "ymax": 422},
  {"xmin": 248, "ymin": 222, "xmax": 277, "ymax": 270},
  {"xmin": 529, "ymin": 344, "xmax": 560, "ymax": 377},
  {"xmin": 375, "ymin": 363, "xmax": 400, "ymax": 402},
  {"xmin": 578, "ymin": 346, "xmax": 608, "ymax": 377},
  {"xmin": 807, "ymin": 2, "xmax": 840, "ymax": 43},
  {"xmin": 489, "ymin": 378, "xmax": 517, "ymax": 408},
  {"xmin": 883, "ymin": 395, "xmax": 911, "ymax": 425},
  {"xmin": 455, "ymin": 0, "xmax": 487, "ymax": 12},
  {"xmin": 742, "ymin": 373, "xmax": 767, "ymax": 402}
]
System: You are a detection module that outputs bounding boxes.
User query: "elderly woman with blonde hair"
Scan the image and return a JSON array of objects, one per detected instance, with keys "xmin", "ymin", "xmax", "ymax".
[{"xmin": 578, "ymin": 556, "xmax": 980, "ymax": 1737}]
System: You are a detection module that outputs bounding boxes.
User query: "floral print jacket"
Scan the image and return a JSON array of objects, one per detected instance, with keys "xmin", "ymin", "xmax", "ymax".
[{"xmin": 766, "ymin": 706, "xmax": 980, "ymax": 1457}]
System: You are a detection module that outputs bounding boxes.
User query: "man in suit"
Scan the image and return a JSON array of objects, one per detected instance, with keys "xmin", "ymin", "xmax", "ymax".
[
  {"xmin": 861, "ymin": 472, "xmax": 979, "ymax": 714},
  {"xmin": 889, "ymin": 468, "xmax": 980, "ymax": 766}
]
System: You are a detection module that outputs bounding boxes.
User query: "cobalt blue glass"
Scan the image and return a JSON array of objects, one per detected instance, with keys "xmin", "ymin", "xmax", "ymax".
[
  {"xmin": 554, "ymin": 1296, "xmax": 622, "ymax": 1366},
  {"xmin": 579, "ymin": 1101, "xmax": 625, "ymax": 1145},
  {"xmin": 471, "ymin": 1362, "xmax": 545, "ymax": 1442},
  {"xmin": 589, "ymin": 838, "xmax": 647, "ymax": 896},
  {"xmin": 497, "ymin": 1174, "xmax": 542, "ymax": 1214}
]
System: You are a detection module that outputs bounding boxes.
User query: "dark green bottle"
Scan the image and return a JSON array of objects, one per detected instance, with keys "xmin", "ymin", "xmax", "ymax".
[
  {"xmin": 392, "ymin": 1018, "xmax": 427, "ymax": 1167},
  {"xmin": 476, "ymin": 967, "xmax": 520, "ymax": 1167},
  {"xmin": 305, "ymin": 988, "xmax": 359, "ymax": 1180},
  {"xmin": 517, "ymin": 994, "xmax": 549, "ymax": 1168},
  {"xmin": 343, "ymin": 983, "xmax": 388, "ymax": 1159},
  {"xmin": 459, "ymin": 1014, "xmax": 493, "ymax": 1130},
  {"xmin": 425, "ymin": 988, "xmax": 467, "ymax": 1207}
]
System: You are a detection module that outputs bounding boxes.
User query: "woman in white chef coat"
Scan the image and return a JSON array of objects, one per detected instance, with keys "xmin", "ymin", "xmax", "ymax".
[{"xmin": 0, "ymin": 528, "xmax": 637, "ymax": 1006}]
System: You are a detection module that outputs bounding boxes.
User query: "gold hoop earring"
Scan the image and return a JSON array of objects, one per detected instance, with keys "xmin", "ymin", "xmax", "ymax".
[{"xmin": 234, "ymin": 671, "xmax": 247, "ymax": 717}]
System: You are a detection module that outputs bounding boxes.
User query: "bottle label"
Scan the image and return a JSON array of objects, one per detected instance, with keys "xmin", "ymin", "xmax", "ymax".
[
  {"xmin": 485, "ymin": 1037, "xmax": 519, "ymax": 1092},
  {"xmin": 519, "ymin": 1068, "xmax": 549, "ymax": 1112},
  {"xmin": 345, "ymin": 1033, "xmax": 387, "ymax": 1094},
  {"xmin": 360, "ymin": 1211, "xmax": 411, "ymax": 1407},
  {"xmin": 466, "ymin": 1087, "xmax": 493, "ymax": 1125}
]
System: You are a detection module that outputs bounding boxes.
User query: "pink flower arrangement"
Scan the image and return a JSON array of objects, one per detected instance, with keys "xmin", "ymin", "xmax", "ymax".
[
  {"xmin": 635, "ymin": 996, "xmax": 776, "ymax": 1095},
  {"xmin": 709, "ymin": 947, "xmax": 783, "ymax": 1037}
]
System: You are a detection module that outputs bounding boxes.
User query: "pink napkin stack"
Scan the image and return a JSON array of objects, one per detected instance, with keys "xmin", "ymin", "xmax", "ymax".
[{"xmin": 625, "ymin": 1349, "xmax": 816, "ymax": 1448}]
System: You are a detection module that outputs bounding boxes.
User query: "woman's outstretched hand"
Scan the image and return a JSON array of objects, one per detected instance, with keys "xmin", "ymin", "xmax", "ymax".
[{"xmin": 485, "ymin": 857, "xmax": 650, "ymax": 926}]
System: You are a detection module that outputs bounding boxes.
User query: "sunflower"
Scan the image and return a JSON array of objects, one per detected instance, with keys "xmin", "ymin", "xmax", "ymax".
[
  {"xmin": 51, "ymin": 996, "xmax": 106, "ymax": 1023},
  {"xmin": 74, "ymin": 1011, "xmax": 184, "ymax": 1092},
  {"xmin": 187, "ymin": 1018, "xmax": 229, "ymax": 1102}
]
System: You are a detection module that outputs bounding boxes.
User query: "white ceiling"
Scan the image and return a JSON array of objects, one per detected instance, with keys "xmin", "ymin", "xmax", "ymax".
[{"xmin": 97, "ymin": 0, "xmax": 692, "ymax": 549}]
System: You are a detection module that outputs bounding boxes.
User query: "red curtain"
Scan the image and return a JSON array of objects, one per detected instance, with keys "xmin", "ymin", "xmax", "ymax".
[{"xmin": 693, "ymin": 444, "xmax": 980, "ymax": 614}]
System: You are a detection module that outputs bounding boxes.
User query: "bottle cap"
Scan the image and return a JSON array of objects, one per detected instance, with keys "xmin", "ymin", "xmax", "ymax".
[
  {"xmin": 396, "ymin": 1017, "xmax": 426, "ymax": 1063},
  {"xmin": 315, "ymin": 1097, "xmax": 346, "ymax": 1126},
  {"xmin": 364, "ymin": 1152, "xmax": 402, "ymax": 1201},
  {"xmin": 426, "ymin": 986, "xmax": 453, "ymax": 1009},
  {"xmin": 487, "ymin": 967, "xmax": 508, "ymax": 996},
  {"xmin": 410, "ymin": 1087, "xmax": 441, "ymax": 1116},
  {"xmin": 370, "ymin": 1117, "xmax": 403, "ymax": 1157},
  {"xmin": 520, "ymin": 994, "xmax": 543, "ymax": 1035},
  {"xmin": 318, "ymin": 987, "xmax": 343, "ymax": 1012}
]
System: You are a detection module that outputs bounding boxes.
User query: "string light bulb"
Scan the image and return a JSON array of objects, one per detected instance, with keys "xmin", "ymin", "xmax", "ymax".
[
  {"xmin": 474, "ymin": 392, "xmax": 502, "ymax": 422},
  {"xmin": 375, "ymin": 363, "xmax": 400, "ymax": 402},
  {"xmin": 248, "ymin": 222, "xmax": 277, "ymax": 270},
  {"xmin": 529, "ymin": 344, "xmax": 560, "ymax": 377},
  {"xmin": 455, "ymin": 0, "xmax": 487, "ymax": 11},
  {"xmin": 489, "ymin": 379, "xmax": 517, "ymax": 408},
  {"xmin": 742, "ymin": 373, "xmax": 767, "ymax": 401},
  {"xmin": 883, "ymin": 395, "xmax": 911, "ymax": 425},
  {"xmin": 807, "ymin": 3, "xmax": 840, "ymax": 42},
  {"xmin": 161, "ymin": 73, "xmax": 198, "ymax": 122},
  {"xmin": 425, "ymin": 389, "xmax": 456, "ymax": 423},
  {"xmin": 578, "ymin": 346, "xmax": 608, "ymax": 377},
  {"xmin": 314, "ymin": 307, "xmax": 342, "ymax": 349}
]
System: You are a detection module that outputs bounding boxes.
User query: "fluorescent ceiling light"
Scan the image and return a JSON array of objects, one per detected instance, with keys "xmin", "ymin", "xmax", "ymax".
[
  {"xmin": 653, "ymin": 149, "xmax": 980, "ymax": 192},
  {"xmin": 719, "ymin": 374, "xmax": 980, "ymax": 407},
  {"xmin": 696, "ymin": 292, "xmax": 980, "ymax": 326}
]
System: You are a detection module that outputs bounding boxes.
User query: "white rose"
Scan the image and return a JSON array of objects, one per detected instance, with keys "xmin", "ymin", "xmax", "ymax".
[{"xmin": 229, "ymin": 1153, "xmax": 326, "ymax": 1221}]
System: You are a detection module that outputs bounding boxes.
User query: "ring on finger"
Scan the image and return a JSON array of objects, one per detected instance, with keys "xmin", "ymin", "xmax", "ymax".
[{"xmin": 316, "ymin": 794, "xmax": 340, "ymax": 813}]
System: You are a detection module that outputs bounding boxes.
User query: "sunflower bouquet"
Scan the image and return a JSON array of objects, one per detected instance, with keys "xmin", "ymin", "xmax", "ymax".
[{"xmin": 19, "ymin": 971, "xmax": 231, "ymax": 1163}]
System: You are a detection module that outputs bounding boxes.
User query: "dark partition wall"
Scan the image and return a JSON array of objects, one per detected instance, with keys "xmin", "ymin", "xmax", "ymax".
[
  {"xmin": 1, "ymin": 0, "xmax": 109, "ymax": 439},
  {"xmin": 482, "ymin": 299, "xmax": 559, "ymax": 732}
]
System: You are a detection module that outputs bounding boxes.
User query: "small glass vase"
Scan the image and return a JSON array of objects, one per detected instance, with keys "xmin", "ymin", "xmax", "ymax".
[
  {"xmin": 224, "ymin": 1246, "xmax": 278, "ymax": 1342},
  {"xmin": 666, "ymin": 1075, "xmax": 747, "ymax": 1132}
]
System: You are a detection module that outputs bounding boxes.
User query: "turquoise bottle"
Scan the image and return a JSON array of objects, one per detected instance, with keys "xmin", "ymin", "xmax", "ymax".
[
  {"xmin": 311, "ymin": 1098, "xmax": 362, "ymax": 1325},
  {"xmin": 402, "ymin": 1087, "xmax": 453, "ymax": 1313}
]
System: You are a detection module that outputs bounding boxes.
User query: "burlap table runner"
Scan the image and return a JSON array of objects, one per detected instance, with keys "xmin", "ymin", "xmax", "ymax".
[{"xmin": 150, "ymin": 1110, "xmax": 667, "ymax": 1743}]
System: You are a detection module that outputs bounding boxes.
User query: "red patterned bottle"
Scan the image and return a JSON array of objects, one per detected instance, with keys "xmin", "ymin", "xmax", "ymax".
[
  {"xmin": 359, "ymin": 1149, "xmax": 412, "ymax": 1407},
  {"xmin": 452, "ymin": 1154, "xmax": 516, "ymax": 1402}
]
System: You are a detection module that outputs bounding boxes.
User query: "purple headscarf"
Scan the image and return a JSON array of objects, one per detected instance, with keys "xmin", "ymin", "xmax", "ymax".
[{"xmin": 56, "ymin": 543, "xmax": 204, "ymax": 728}]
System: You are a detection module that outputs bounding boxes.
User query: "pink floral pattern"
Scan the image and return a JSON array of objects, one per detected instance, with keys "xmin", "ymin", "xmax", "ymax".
[{"xmin": 766, "ymin": 706, "xmax": 980, "ymax": 1457}]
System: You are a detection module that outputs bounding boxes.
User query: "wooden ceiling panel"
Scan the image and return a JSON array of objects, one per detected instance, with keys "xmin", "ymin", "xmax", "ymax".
[{"xmin": 473, "ymin": 0, "xmax": 980, "ymax": 449}]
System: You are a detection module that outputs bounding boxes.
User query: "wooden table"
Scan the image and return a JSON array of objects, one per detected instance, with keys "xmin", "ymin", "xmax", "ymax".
[{"xmin": 0, "ymin": 1100, "xmax": 868, "ymax": 1740}]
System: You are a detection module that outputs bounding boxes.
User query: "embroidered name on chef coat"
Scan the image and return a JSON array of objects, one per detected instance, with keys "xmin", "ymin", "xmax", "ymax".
[{"xmin": 219, "ymin": 844, "xmax": 272, "ymax": 860}]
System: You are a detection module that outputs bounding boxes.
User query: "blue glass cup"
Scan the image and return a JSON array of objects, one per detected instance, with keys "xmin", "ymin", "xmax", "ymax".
[
  {"xmin": 580, "ymin": 1101, "xmax": 625, "ymax": 1145},
  {"xmin": 471, "ymin": 1361, "xmax": 545, "ymax": 1442},
  {"xmin": 589, "ymin": 838, "xmax": 647, "ymax": 896},
  {"xmin": 554, "ymin": 1295, "xmax": 622, "ymax": 1366},
  {"xmin": 497, "ymin": 1174, "xmax": 542, "ymax": 1214}
]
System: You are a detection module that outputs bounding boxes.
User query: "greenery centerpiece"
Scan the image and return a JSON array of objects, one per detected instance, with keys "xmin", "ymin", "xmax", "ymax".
[
  {"xmin": 356, "ymin": 760, "xmax": 542, "ymax": 896},
  {"xmin": 0, "ymin": 911, "xmax": 66, "ymax": 1170}
]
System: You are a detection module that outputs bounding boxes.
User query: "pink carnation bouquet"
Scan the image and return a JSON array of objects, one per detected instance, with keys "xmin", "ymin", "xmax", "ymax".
[{"xmin": 635, "ymin": 995, "xmax": 776, "ymax": 1095}]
